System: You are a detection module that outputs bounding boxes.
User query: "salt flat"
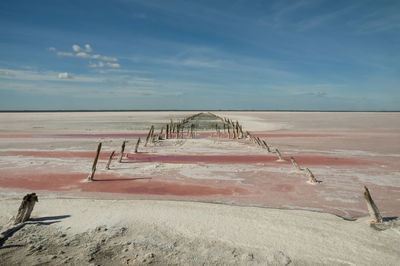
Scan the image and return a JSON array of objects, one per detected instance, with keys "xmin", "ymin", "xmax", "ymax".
[{"xmin": 0, "ymin": 111, "xmax": 399, "ymax": 265}]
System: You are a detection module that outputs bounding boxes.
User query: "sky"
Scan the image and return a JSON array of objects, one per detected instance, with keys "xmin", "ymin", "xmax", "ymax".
[{"xmin": 0, "ymin": 0, "xmax": 399, "ymax": 110}]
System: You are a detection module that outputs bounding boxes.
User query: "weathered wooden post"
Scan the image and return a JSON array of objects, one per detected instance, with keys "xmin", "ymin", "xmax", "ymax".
[
  {"xmin": 290, "ymin": 156, "xmax": 302, "ymax": 171},
  {"xmin": 134, "ymin": 138, "xmax": 141, "ymax": 153},
  {"xmin": 256, "ymin": 137, "xmax": 263, "ymax": 147},
  {"xmin": 118, "ymin": 141, "xmax": 126, "ymax": 163},
  {"xmin": 233, "ymin": 126, "xmax": 237, "ymax": 139},
  {"xmin": 87, "ymin": 142, "xmax": 102, "ymax": 181},
  {"xmin": 105, "ymin": 150, "xmax": 115, "ymax": 170},
  {"xmin": 190, "ymin": 124, "xmax": 195, "ymax": 138},
  {"xmin": 14, "ymin": 193, "xmax": 38, "ymax": 224},
  {"xmin": 166, "ymin": 124, "xmax": 169, "ymax": 139},
  {"xmin": 305, "ymin": 168, "xmax": 318, "ymax": 183},
  {"xmin": 262, "ymin": 140, "xmax": 271, "ymax": 152},
  {"xmin": 145, "ymin": 125, "xmax": 154, "ymax": 147},
  {"xmin": 363, "ymin": 186, "xmax": 383, "ymax": 223},
  {"xmin": 239, "ymin": 125, "xmax": 243, "ymax": 139},
  {"xmin": 275, "ymin": 148, "xmax": 284, "ymax": 161},
  {"xmin": 150, "ymin": 126, "xmax": 155, "ymax": 141},
  {"xmin": 160, "ymin": 127, "xmax": 164, "ymax": 139}
]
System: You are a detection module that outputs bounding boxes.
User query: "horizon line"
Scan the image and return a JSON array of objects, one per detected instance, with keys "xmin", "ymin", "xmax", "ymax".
[{"xmin": 0, "ymin": 109, "xmax": 399, "ymax": 113}]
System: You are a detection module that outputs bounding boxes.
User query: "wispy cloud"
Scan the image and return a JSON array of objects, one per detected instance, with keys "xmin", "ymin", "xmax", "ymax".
[
  {"xmin": 57, "ymin": 72, "xmax": 73, "ymax": 79},
  {"xmin": 350, "ymin": 6, "xmax": 400, "ymax": 34},
  {"xmin": 49, "ymin": 44, "xmax": 119, "ymax": 67},
  {"xmin": 0, "ymin": 68, "xmax": 99, "ymax": 82}
]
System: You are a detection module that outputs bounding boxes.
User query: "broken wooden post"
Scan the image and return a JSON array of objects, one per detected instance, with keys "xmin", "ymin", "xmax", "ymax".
[
  {"xmin": 105, "ymin": 150, "xmax": 115, "ymax": 170},
  {"xmin": 363, "ymin": 186, "xmax": 383, "ymax": 223},
  {"xmin": 305, "ymin": 168, "xmax": 318, "ymax": 183},
  {"xmin": 87, "ymin": 142, "xmax": 102, "ymax": 181},
  {"xmin": 275, "ymin": 148, "xmax": 284, "ymax": 161},
  {"xmin": 290, "ymin": 156, "xmax": 302, "ymax": 171},
  {"xmin": 134, "ymin": 138, "xmax": 141, "ymax": 153},
  {"xmin": 118, "ymin": 141, "xmax": 126, "ymax": 163},
  {"xmin": 14, "ymin": 193, "xmax": 38, "ymax": 224},
  {"xmin": 145, "ymin": 125, "xmax": 154, "ymax": 147}
]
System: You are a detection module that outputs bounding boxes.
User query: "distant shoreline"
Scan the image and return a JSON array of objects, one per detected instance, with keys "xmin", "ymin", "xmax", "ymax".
[{"xmin": 0, "ymin": 110, "xmax": 399, "ymax": 113}]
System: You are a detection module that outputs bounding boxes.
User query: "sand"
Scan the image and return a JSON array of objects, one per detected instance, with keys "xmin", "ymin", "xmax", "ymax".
[
  {"xmin": 0, "ymin": 111, "xmax": 399, "ymax": 265},
  {"xmin": 1, "ymin": 197, "xmax": 399, "ymax": 265}
]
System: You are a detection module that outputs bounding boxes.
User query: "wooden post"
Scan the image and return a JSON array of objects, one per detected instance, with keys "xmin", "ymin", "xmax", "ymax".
[
  {"xmin": 190, "ymin": 124, "xmax": 195, "ymax": 138},
  {"xmin": 305, "ymin": 168, "xmax": 318, "ymax": 183},
  {"xmin": 105, "ymin": 150, "xmax": 115, "ymax": 170},
  {"xmin": 150, "ymin": 126, "xmax": 155, "ymax": 141},
  {"xmin": 134, "ymin": 138, "xmax": 141, "ymax": 153},
  {"xmin": 14, "ymin": 193, "xmax": 38, "ymax": 224},
  {"xmin": 228, "ymin": 125, "xmax": 231, "ymax": 139},
  {"xmin": 239, "ymin": 125, "xmax": 243, "ymax": 138},
  {"xmin": 256, "ymin": 137, "xmax": 263, "ymax": 147},
  {"xmin": 87, "ymin": 142, "xmax": 102, "ymax": 181},
  {"xmin": 262, "ymin": 140, "xmax": 271, "ymax": 152},
  {"xmin": 290, "ymin": 156, "xmax": 302, "ymax": 171},
  {"xmin": 363, "ymin": 186, "xmax": 383, "ymax": 223},
  {"xmin": 118, "ymin": 141, "xmax": 126, "ymax": 163},
  {"xmin": 160, "ymin": 127, "xmax": 164, "ymax": 139},
  {"xmin": 275, "ymin": 148, "xmax": 284, "ymax": 161},
  {"xmin": 166, "ymin": 124, "xmax": 169, "ymax": 139},
  {"xmin": 145, "ymin": 125, "xmax": 154, "ymax": 147}
]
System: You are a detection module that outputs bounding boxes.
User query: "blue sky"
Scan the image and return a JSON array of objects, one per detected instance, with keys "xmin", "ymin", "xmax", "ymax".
[{"xmin": 0, "ymin": 0, "xmax": 399, "ymax": 110}]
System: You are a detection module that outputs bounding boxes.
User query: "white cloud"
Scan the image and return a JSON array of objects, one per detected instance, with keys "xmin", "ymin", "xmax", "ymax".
[
  {"xmin": 89, "ymin": 61, "xmax": 119, "ymax": 68},
  {"xmin": 0, "ymin": 70, "xmax": 16, "ymax": 77},
  {"xmin": 89, "ymin": 61, "xmax": 105, "ymax": 68},
  {"xmin": 0, "ymin": 68, "xmax": 100, "ymax": 83},
  {"xmin": 106, "ymin": 62, "xmax": 120, "ymax": 68},
  {"xmin": 72, "ymin": 44, "xmax": 81, "ymax": 52},
  {"xmin": 57, "ymin": 72, "xmax": 73, "ymax": 79},
  {"xmin": 51, "ymin": 44, "xmax": 119, "ymax": 68},
  {"xmin": 48, "ymin": 47, "xmax": 56, "ymax": 52},
  {"xmin": 85, "ymin": 44, "xmax": 93, "ymax": 52},
  {"xmin": 57, "ymin": 51, "xmax": 74, "ymax": 57},
  {"xmin": 76, "ymin": 52, "xmax": 90, "ymax": 58},
  {"xmin": 100, "ymin": 55, "xmax": 118, "ymax": 62}
]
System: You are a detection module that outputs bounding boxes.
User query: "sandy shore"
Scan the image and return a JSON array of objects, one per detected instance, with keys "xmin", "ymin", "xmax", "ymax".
[{"xmin": 1, "ymin": 197, "xmax": 399, "ymax": 265}]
